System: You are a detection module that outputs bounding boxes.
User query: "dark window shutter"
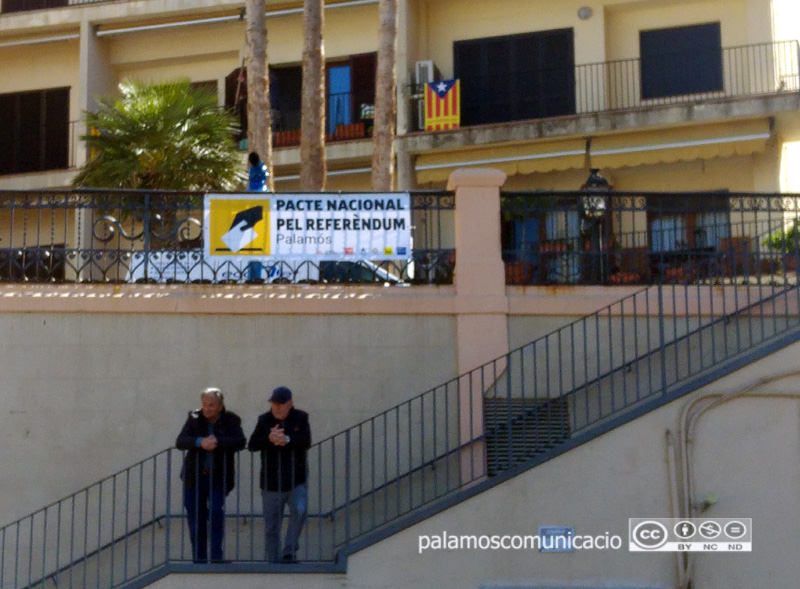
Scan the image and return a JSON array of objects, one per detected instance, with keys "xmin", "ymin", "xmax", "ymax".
[
  {"xmin": 0, "ymin": 87, "xmax": 69, "ymax": 175},
  {"xmin": 454, "ymin": 29, "xmax": 575, "ymax": 126},
  {"xmin": 44, "ymin": 88, "xmax": 69, "ymax": 170},
  {"xmin": 18, "ymin": 91, "xmax": 43, "ymax": 173},
  {"xmin": 350, "ymin": 52, "xmax": 376, "ymax": 121},
  {"xmin": 0, "ymin": 93, "xmax": 18, "ymax": 174},
  {"xmin": 640, "ymin": 22, "xmax": 723, "ymax": 99}
]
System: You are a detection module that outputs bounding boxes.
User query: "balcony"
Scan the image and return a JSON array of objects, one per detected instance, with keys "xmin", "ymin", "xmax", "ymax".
[
  {"xmin": 501, "ymin": 190, "xmax": 800, "ymax": 287},
  {"xmin": 409, "ymin": 40, "xmax": 800, "ymax": 133},
  {"xmin": 272, "ymin": 92, "xmax": 373, "ymax": 148}
]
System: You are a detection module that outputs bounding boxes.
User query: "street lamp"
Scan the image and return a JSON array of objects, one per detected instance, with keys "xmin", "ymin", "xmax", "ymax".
[
  {"xmin": 581, "ymin": 168, "xmax": 612, "ymax": 283},
  {"xmin": 581, "ymin": 168, "xmax": 611, "ymax": 216}
]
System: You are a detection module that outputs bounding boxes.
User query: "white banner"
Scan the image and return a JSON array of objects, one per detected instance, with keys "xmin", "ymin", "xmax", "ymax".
[{"xmin": 204, "ymin": 193, "xmax": 412, "ymax": 261}]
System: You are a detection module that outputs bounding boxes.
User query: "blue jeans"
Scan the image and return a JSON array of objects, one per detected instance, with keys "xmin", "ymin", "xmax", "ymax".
[
  {"xmin": 183, "ymin": 478, "xmax": 226, "ymax": 562},
  {"xmin": 262, "ymin": 484, "xmax": 307, "ymax": 562}
]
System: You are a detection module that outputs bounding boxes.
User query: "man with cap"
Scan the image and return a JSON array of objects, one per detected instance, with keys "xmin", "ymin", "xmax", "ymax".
[{"xmin": 248, "ymin": 386, "xmax": 311, "ymax": 563}]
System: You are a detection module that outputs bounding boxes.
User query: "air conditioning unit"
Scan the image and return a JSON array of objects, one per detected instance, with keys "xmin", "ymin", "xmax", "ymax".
[
  {"xmin": 414, "ymin": 60, "xmax": 439, "ymax": 85},
  {"xmin": 414, "ymin": 60, "xmax": 440, "ymax": 130}
]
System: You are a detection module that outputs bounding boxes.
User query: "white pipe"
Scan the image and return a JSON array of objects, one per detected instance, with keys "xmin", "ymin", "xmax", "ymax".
[
  {"xmin": 665, "ymin": 430, "xmax": 688, "ymax": 589},
  {"xmin": 414, "ymin": 149, "xmax": 586, "ymax": 172},
  {"xmin": 0, "ymin": 33, "xmax": 80, "ymax": 48},
  {"xmin": 96, "ymin": 0, "xmax": 378, "ymax": 37},
  {"xmin": 591, "ymin": 133, "xmax": 771, "ymax": 157},
  {"xmin": 274, "ymin": 166, "xmax": 371, "ymax": 182},
  {"xmin": 678, "ymin": 370, "xmax": 800, "ymax": 589}
]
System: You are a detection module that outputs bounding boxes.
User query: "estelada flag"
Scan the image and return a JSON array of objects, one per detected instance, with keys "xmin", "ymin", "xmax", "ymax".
[{"xmin": 424, "ymin": 79, "xmax": 460, "ymax": 131}]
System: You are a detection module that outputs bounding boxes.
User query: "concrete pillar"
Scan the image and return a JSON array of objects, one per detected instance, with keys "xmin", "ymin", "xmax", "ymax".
[
  {"xmin": 395, "ymin": 0, "xmax": 411, "ymax": 136},
  {"xmin": 448, "ymin": 167, "xmax": 508, "ymax": 484},
  {"xmin": 78, "ymin": 20, "xmax": 115, "ymax": 167},
  {"xmin": 396, "ymin": 140, "xmax": 414, "ymax": 190},
  {"xmin": 77, "ymin": 21, "xmax": 115, "ymax": 280}
]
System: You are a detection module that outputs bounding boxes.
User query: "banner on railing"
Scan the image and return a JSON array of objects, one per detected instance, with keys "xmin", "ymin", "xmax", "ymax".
[{"xmin": 204, "ymin": 193, "xmax": 411, "ymax": 261}]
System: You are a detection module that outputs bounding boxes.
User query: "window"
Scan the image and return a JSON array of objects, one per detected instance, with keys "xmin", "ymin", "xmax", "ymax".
[
  {"xmin": 454, "ymin": 29, "xmax": 576, "ymax": 126},
  {"xmin": 190, "ymin": 80, "xmax": 218, "ymax": 97},
  {"xmin": 0, "ymin": 87, "xmax": 69, "ymax": 176},
  {"xmin": 648, "ymin": 195, "xmax": 729, "ymax": 252},
  {"xmin": 640, "ymin": 23, "xmax": 723, "ymax": 99},
  {"xmin": 326, "ymin": 53, "xmax": 376, "ymax": 135},
  {"xmin": 1, "ymin": 0, "xmax": 67, "ymax": 14},
  {"xmin": 225, "ymin": 53, "xmax": 376, "ymax": 140}
]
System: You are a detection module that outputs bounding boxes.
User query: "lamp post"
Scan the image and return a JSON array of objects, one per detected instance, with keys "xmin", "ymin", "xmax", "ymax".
[{"xmin": 581, "ymin": 168, "xmax": 612, "ymax": 283}]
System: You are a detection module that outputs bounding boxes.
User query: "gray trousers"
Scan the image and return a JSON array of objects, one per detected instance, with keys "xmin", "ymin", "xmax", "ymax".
[{"xmin": 261, "ymin": 484, "xmax": 308, "ymax": 562}]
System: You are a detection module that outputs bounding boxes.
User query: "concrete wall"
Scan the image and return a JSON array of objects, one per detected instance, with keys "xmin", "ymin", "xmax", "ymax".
[
  {"xmin": 0, "ymin": 170, "xmax": 508, "ymax": 522},
  {"xmin": 146, "ymin": 340, "xmax": 800, "ymax": 588},
  {"xmin": 0, "ymin": 39, "xmax": 82, "ymax": 123},
  {"xmin": 0, "ymin": 310, "xmax": 457, "ymax": 521}
]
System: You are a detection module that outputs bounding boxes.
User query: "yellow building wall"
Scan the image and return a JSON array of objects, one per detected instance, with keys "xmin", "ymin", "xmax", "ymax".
[
  {"xmin": 274, "ymin": 172, "xmax": 373, "ymax": 192},
  {"xmin": 0, "ymin": 39, "xmax": 82, "ymax": 122},
  {"xmin": 102, "ymin": 1, "xmax": 380, "ymax": 108},
  {"xmin": 415, "ymin": 0, "xmax": 771, "ymax": 79},
  {"xmin": 107, "ymin": 2, "xmax": 379, "ymax": 87},
  {"xmin": 420, "ymin": 0, "xmax": 598, "ymax": 77},
  {"xmin": 604, "ymin": 0, "xmax": 750, "ymax": 62}
]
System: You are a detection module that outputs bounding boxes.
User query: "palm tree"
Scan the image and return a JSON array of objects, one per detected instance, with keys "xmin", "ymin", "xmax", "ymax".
[
  {"xmin": 371, "ymin": 0, "xmax": 398, "ymax": 191},
  {"xmin": 300, "ymin": 0, "xmax": 326, "ymax": 191},
  {"xmin": 74, "ymin": 79, "xmax": 244, "ymax": 190},
  {"xmin": 246, "ymin": 0, "xmax": 275, "ymax": 191}
]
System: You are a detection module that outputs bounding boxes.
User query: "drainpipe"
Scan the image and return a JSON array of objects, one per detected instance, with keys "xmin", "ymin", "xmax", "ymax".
[
  {"xmin": 675, "ymin": 370, "xmax": 800, "ymax": 589},
  {"xmin": 666, "ymin": 430, "xmax": 688, "ymax": 589}
]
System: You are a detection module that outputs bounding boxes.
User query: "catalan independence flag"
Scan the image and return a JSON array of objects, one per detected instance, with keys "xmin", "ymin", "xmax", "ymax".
[{"xmin": 424, "ymin": 79, "xmax": 460, "ymax": 131}]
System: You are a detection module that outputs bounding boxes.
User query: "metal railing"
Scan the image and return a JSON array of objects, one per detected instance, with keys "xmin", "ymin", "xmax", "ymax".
[
  {"xmin": 0, "ymin": 189, "xmax": 454, "ymax": 285},
  {"xmin": 501, "ymin": 191, "xmax": 800, "ymax": 286},
  {"xmin": 272, "ymin": 92, "xmax": 374, "ymax": 147},
  {"xmin": 576, "ymin": 40, "xmax": 800, "ymax": 113},
  {"xmin": 409, "ymin": 40, "xmax": 800, "ymax": 131},
  {"xmin": 3, "ymin": 266, "xmax": 800, "ymax": 587}
]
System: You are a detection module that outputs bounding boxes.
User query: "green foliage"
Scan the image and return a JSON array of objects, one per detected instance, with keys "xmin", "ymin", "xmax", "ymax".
[
  {"xmin": 73, "ymin": 79, "xmax": 245, "ymax": 191},
  {"xmin": 763, "ymin": 220, "xmax": 800, "ymax": 251}
]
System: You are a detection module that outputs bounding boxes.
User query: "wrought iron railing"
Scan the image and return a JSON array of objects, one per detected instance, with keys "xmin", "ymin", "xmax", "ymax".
[
  {"xmin": 575, "ymin": 40, "xmax": 800, "ymax": 113},
  {"xmin": 409, "ymin": 40, "xmax": 800, "ymax": 131},
  {"xmin": 0, "ymin": 190, "xmax": 454, "ymax": 285},
  {"xmin": 272, "ymin": 91, "xmax": 374, "ymax": 147},
  {"xmin": 501, "ymin": 191, "xmax": 800, "ymax": 286},
  {"xmin": 3, "ymin": 264, "xmax": 800, "ymax": 586}
]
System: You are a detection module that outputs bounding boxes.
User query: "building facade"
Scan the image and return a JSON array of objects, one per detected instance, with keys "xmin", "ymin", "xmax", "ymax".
[{"xmin": 2, "ymin": 0, "xmax": 800, "ymax": 192}]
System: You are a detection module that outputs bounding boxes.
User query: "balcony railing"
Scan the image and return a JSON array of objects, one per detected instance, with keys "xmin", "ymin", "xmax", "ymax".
[
  {"xmin": 3, "ymin": 260, "xmax": 800, "ymax": 586},
  {"xmin": 409, "ymin": 40, "xmax": 800, "ymax": 131},
  {"xmin": 272, "ymin": 92, "xmax": 373, "ymax": 147},
  {"xmin": 0, "ymin": 189, "xmax": 454, "ymax": 285},
  {"xmin": 501, "ymin": 191, "xmax": 800, "ymax": 287}
]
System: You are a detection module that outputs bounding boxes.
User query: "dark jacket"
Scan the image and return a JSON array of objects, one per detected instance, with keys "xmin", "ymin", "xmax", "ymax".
[
  {"xmin": 248, "ymin": 408, "xmax": 311, "ymax": 492},
  {"xmin": 176, "ymin": 408, "xmax": 246, "ymax": 495}
]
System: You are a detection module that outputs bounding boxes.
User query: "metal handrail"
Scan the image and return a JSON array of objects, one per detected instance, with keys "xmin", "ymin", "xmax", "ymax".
[
  {"xmin": 0, "ymin": 189, "xmax": 454, "ymax": 286},
  {"xmin": 3, "ymin": 275, "xmax": 800, "ymax": 586}
]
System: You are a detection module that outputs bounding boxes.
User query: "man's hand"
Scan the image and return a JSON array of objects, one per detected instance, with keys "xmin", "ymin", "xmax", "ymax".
[
  {"xmin": 200, "ymin": 435, "xmax": 218, "ymax": 450},
  {"xmin": 269, "ymin": 425, "xmax": 288, "ymax": 446}
]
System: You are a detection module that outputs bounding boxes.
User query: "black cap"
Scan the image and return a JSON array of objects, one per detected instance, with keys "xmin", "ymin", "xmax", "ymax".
[{"xmin": 269, "ymin": 386, "xmax": 292, "ymax": 404}]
